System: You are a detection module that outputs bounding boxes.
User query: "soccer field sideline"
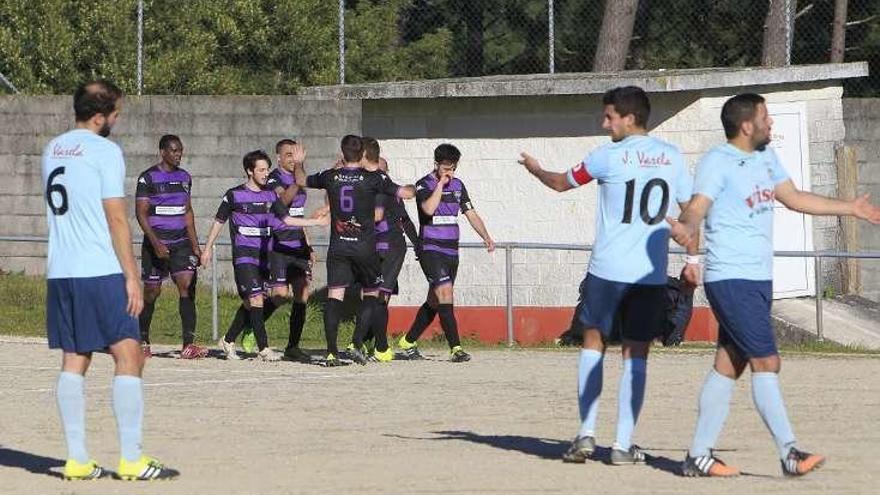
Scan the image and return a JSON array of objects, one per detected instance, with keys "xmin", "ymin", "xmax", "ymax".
[{"xmin": 1, "ymin": 338, "xmax": 877, "ymax": 494}]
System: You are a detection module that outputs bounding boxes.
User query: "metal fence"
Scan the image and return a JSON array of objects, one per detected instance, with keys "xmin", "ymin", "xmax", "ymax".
[
  {"xmin": 0, "ymin": 1, "xmax": 877, "ymax": 96},
  {"xmin": 2, "ymin": 235, "xmax": 879, "ymax": 346}
]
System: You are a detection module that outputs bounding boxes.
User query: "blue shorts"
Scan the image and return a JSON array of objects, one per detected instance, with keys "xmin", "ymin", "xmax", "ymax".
[
  {"xmin": 576, "ymin": 273, "xmax": 666, "ymax": 343},
  {"xmin": 704, "ymin": 279, "xmax": 777, "ymax": 359},
  {"xmin": 47, "ymin": 273, "xmax": 140, "ymax": 353}
]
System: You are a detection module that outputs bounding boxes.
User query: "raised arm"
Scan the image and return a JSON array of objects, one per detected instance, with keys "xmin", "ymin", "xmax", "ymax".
[
  {"xmin": 518, "ymin": 152, "xmax": 575, "ymax": 192},
  {"xmin": 103, "ymin": 198, "xmax": 143, "ymax": 317},
  {"xmin": 420, "ymin": 175, "xmax": 449, "ymax": 216},
  {"xmin": 775, "ymin": 179, "xmax": 880, "ymax": 222}
]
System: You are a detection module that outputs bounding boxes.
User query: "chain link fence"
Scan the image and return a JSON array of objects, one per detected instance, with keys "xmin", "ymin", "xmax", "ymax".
[{"xmin": 0, "ymin": 1, "xmax": 877, "ymax": 95}]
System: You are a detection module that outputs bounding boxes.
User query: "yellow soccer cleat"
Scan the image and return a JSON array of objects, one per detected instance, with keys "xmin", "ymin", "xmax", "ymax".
[
  {"xmin": 63, "ymin": 459, "xmax": 104, "ymax": 480},
  {"xmin": 373, "ymin": 347, "xmax": 394, "ymax": 362},
  {"xmin": 117, "ymin": 455, "xmax": 179, "ymax": 481}
]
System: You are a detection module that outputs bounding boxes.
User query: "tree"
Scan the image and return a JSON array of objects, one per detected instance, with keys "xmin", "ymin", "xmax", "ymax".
[
  {"xmin": 593, "ymin": 0, "xmax": 639, "ymax": 72},
  {"xmin": 763, "ymin": 0, "xmax": 798, "ymax": 66},
  {"xmin": 831, "ymin": 0, "xmax": 848, "ymax": 63}
]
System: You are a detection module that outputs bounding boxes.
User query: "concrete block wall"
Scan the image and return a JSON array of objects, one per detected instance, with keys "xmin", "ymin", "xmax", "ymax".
[
  {"xmin": 366, "ymin": 83, "xmax": 846, "ymax": 307},
  {"xmin": 0, "ymin": 95, "xmax": 361, "ymax": 293},
  {"xmin": 843, "ymin": 98, "xmax": 880, "ymax": 301}
]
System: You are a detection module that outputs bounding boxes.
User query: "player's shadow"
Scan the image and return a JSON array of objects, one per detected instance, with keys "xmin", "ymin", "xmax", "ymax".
[
  {"xmin": 425, "ymin": 430, "xmax": 571, "ymax": 460},
  {"xmin": 0, "ymin": 446, "xmax": 65, "ymax": 479}
]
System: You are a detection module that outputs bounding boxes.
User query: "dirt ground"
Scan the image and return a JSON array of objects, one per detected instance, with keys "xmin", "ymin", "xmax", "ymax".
[{"xmin": 0, "ymin": 337, "xmax": 878, "ymax": 495}]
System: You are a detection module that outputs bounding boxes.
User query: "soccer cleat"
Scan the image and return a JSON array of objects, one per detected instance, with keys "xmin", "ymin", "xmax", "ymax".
[
  {"xmin": 610, "ymin": 444, "xmax": 646, "ymax": 465},
  {"xmin": 347, "ymin": 345, "xmax": 368, "ymax": 365},
  {"xmin": 240, "ymin": 330, "xmax": 257, "ymax": 354},
  {"xmin": 257, "ymin": 347, "xmax": 281, "ymax": 362},
  {"xmin": 180, "ymin": 343, "xmax": 208, "ymax": 359},
  {"xmin": 141, "ymin": 344, "xmax": 152, "ymax": 359},
  {"xmin": 450, "ymin": 346, "xmax": 471, "ymax": 363},
  {"xmin": 681, "ymin": 453, "xmax": 740, "ymax": 477},
  {"xmin": 562, "ymin": 435, "xmax": 595, "ymax": 463},
  {"xmin": 323, "ymin": 353, "xmax": 344, "ymax": 367},
  {"xmin": 372, "ymin": 347, "xmax": 394, "ymax": 363},
  {"xmin": 781, "ymin": 447, "xmax": 825, "ymax": 477},
  {"xmin": 283, "ymin": 347, "xmax": 313, "ymax": 363},
  {"xmin": 63, "ymin": 459, "xmax": 104, "ymax": 480},
  {"xmin": 218, "ymin": 338, "xmax": 240, "ymax": 360},
  {"xmin": 397, "ymin": 335, "xmax": 425, "ymax": 360},
  {"xmin": 117, "ymin": 455, "xmax": 179, "ymax": 481}
]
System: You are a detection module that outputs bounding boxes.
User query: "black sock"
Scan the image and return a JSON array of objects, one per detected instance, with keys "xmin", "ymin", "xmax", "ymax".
[
  {"xmin": 249, "ymin": 306, "xmax": 269, "ymax": 351},
  {"xmin": 405, "ymin": 302, "xmax": 437, "ymax": 343},
  {"xmin": 262, "ymin": 298, "xmax": 279, "ymax": 322},
  {"xmin": 179, "ymin": 297, "xmax": 196, "ymax": 347},
  {"xmin": 323, "ymin": 298, "xmax": 343, "ymax": 356},
  {"xmin": 224, "ymin": 304, "xmax": 249, "ymax": 343},
  {"xmin": 287, "ymin": 302, "xmax": 307, "ymax": 350},
  {"xmin": 438, "ymin": 303, "xmax": 460, "ymax": 349},
  {"xmin": 352, "ymin": 296, "xmax": 378, "ymax": 347},
  {"xmin": 139, "ymin": 300, "xmax": 156, "ymax": 344},
  {"xmin": 372, "ymin": 300, "xmax": 390, "ymax": 352}
]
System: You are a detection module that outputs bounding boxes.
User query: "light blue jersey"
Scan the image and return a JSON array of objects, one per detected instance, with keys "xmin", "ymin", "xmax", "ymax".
[
  {"xmin": 694, "ymin": 143, "xmax": 790, "ymax": 282},
  {"xmin": 567, "ymin": 135, "xmax": 692, "ymax": 285},
  {"xmin": 42, "ymin": 129, "xmax": 126, "ymax": 279}
]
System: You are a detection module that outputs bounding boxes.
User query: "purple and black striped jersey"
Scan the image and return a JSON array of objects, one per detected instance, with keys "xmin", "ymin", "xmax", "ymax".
[
  {"xmin": 266, "ymin": 168, "xmax": 309, "ymax": 252},
  {"xmin": 307, "ymin": 166, "xmax": 402, "ymax": 257},
  {"xmin": 415, "ymin": 173, "xmax": 473, "ymax": 258},
  {"xmin": 135, "ymin": 164, "xmax": 192, "ymax": 245},
  {"xmin": 214, "ymin": 185, "xmax": 288, "ymax": 267}
]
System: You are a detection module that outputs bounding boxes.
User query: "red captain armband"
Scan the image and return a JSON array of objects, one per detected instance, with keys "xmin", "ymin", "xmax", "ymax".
[{"xmin": 568, "ymin": 162, "xmax": 593, "ymax": 186}]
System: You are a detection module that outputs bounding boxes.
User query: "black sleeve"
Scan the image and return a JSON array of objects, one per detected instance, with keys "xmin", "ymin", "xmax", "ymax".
[
  {"xmin": 459, "ymin": 182, "xmax": 474, "ymax": 213},
  {"xmin": 415, "ymin": 179, "xmax": 432, "ymax": 204},
  {"xmin": 214, "ymin": 190, "xmax": 234, "ymax": 222},
  {"xmin": 266, "ymin": 170, "xmax": 280, "ymax": 190},
  {"xmin": 271, "ymin": 197, "xmax": 289, "ymax": 218},
  {"xmin": 373, "ymin": 172, "xmax": 402, "ymax": 197},
  {"xmin": 306, "ymin": 170, "xmax": 328, "ymax": 189},
  {"xmin": 135, "ymin": 172, "xmax": 151, "ymax": 199}
]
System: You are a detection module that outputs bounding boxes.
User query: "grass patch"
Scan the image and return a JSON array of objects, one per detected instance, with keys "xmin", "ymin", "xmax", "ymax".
[{"xmin": 3, "ymin": 272, "xmax": 878, "ymax": 356}]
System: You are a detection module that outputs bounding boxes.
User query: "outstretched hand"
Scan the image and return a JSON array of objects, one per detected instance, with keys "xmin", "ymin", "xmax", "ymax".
[
  {"xmin": 517, "ymin": 152, "xmax": 542, "ymax": 174},
  {"xmin": 852, "ymin": 194, "xmax": 880, "ymax": 224}
]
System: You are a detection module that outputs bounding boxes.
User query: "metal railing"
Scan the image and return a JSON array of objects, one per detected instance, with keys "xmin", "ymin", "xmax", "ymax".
[{"xmin": 3, "ymin": 235, "xmax": 879, "ymax": 345}]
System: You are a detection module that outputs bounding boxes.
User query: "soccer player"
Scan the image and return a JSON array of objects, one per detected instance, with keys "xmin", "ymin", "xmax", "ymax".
[
  {"xmin": 347, "ymin": 139, "xmax": 421, "ymax": 363},
  {"xmin": 201, "ymin": 150, "xmax": 327, "ymax": 362},
  {"xmin": 294, "ymin": 135, "xmax": 415, "ymax": 366},
  {"xmin": 135, "ymin": 134, "xmax": 207, "ymax": 359},
  {"xmin": 518, "ymin": 86, "xmax": 696, "ymax": 464},
  {"xmin": 668, "ymin": 93, "xmax": 880, "ymax": 477},
  {"xmin": 265, "ymin": 139, "xmax": 316, "ymax": 363},
  {"xmin": 43, "ymin": 80, "xmax": 178, "ymax": 480},
  {"xmin": 397, "ymin": 143, "xmax": 495, "ymax": 363}
]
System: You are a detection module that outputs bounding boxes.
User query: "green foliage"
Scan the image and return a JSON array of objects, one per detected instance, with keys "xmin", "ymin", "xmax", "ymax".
[{"xmin": 1, "ymin": 1, "xmax": 879, "ymax": 95}]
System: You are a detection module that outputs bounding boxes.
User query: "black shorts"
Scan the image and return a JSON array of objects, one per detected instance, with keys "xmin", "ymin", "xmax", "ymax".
[
  {"xmin": 268, "ymin": 249, "xmax": 312, "ymax": 288},
  {"xmin": 576, "ymin": 273, "xmax": 666, "ymax": 343},
  {"xmin": 141, "ymin": 242, "xmax": 197, "ymax": 285},
  {"xmin": 419, "ymin": 250, "xmax": 459, "ymax": 287},
  {"xmin": 327, "ymin": 252, "xmax": 382, "ymax": 290},
  {"xmin": 378, "ymin": 247, "xmax": 406, "ymax": 295},
  {"xmin": 234, "ymin": 263, "xmax": 269, "ymax": 300}
]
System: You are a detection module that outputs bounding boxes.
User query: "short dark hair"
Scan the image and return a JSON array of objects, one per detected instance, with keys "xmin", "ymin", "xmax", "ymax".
[
  {"xmin": 721, "ymin": 93, "xmax": 766, "ymax": 139},
  {"xmin": 434, "ymin": 143, "xmax": 461, "ymax": 164},
  {"xmin": 243, "ymin": 149, "xmax": 271, "ymax": 173},
  {"xmin": 602, "ymin": 86, "xmax": 650, "ymax": 128},
  {"xmin": 362, "ymin": 137, "xmax": 380, "ymax": 162},
  {"xmin": 159, "ymin": 134, "xmax": 182, "ymax": 150},
  {"xmin": 73, "ymin": 80, "xmax": 123, "ymax": 122},
  {"xmin": 275, "ymin": 138, "xmax": 297, "ymax": 154},
  {"xmin": 340, "ymin": 134, "xmax": 364, "ymax": 163}
]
